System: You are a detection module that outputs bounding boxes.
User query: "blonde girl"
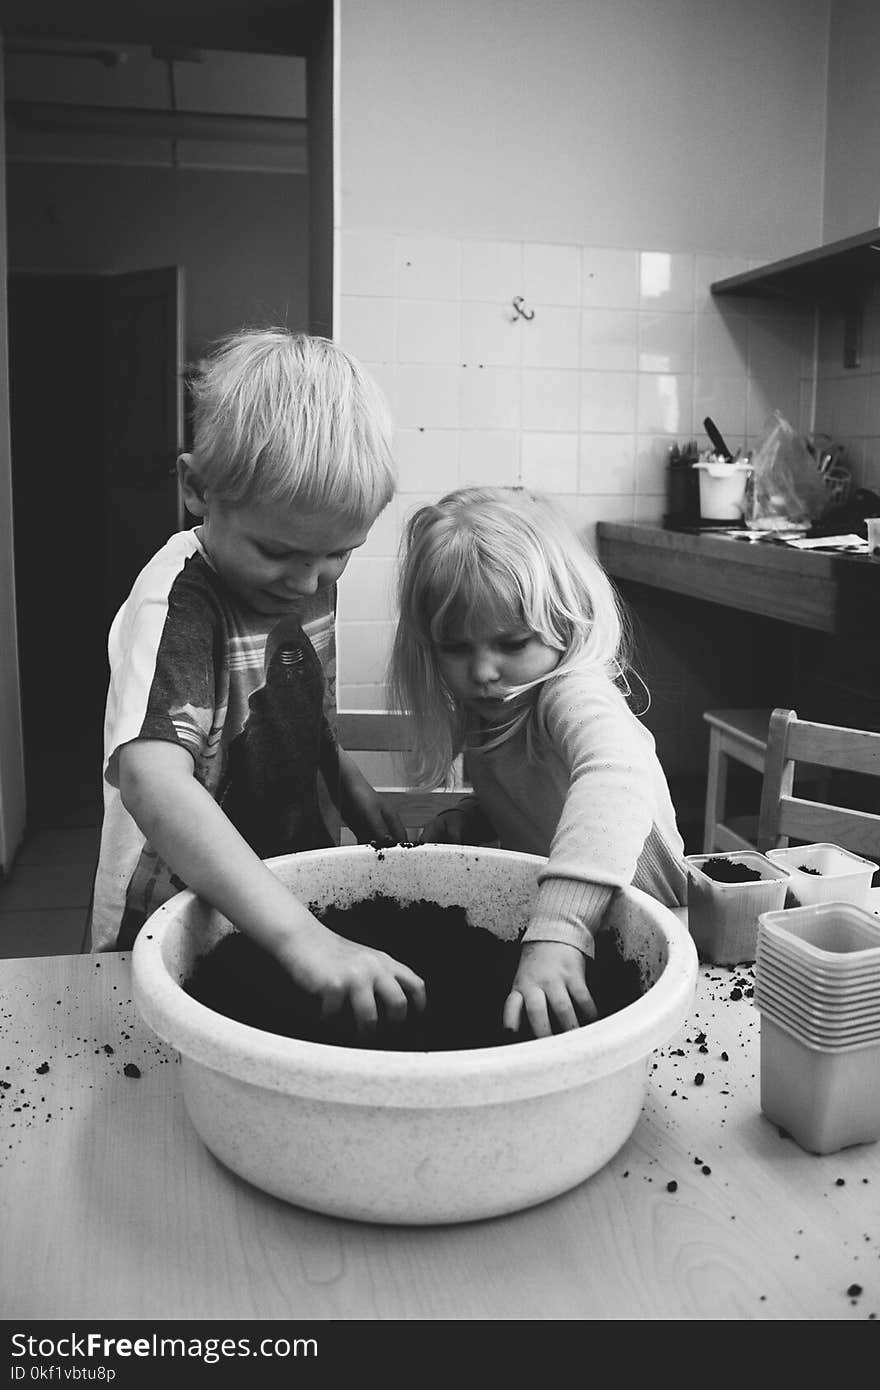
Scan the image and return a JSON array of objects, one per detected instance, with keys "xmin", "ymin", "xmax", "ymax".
[{"xmin": 390, "ymin": 485, "xmax": 687, "ymax": 1039}]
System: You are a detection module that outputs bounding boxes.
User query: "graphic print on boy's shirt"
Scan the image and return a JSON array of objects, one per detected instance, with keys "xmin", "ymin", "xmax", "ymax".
[{"xmin": 218, "ymin": 614, "xmax": 336, "ymax": 857}]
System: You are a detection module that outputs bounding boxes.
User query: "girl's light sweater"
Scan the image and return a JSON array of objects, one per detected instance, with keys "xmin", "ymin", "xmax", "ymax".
[{"xmin": 462, "ymin": 667, "xmax": 688, "ymax": 957}]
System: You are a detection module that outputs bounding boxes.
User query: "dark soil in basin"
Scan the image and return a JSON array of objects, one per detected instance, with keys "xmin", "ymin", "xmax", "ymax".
[
  {"xmin": 184, "ymin": 894, "xmax": 645, "ymax": 1051},
  {"xmin": 701, "ymin": 857, "xmax": 763, "ymax": 883}
]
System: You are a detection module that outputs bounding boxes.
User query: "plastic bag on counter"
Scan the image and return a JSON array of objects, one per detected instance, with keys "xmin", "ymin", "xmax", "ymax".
[{"xmin": 744, "ymin": 411, "xmax": 830, "ymax": 531}]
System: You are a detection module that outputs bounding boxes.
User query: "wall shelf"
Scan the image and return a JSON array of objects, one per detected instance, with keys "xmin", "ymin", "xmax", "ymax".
[{"xmin": 711, "ymin": 226, "xmax": 880, "ymax": 306}]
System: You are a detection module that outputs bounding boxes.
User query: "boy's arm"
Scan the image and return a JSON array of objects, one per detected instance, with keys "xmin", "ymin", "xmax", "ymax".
[{"xmin": 118, "ymin": 739, "xmax": 425, "ymax": 1029}]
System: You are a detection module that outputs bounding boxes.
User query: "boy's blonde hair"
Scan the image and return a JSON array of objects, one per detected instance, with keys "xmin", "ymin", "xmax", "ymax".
[
  {"xmin": 390, "ymin": 485, "xmax": 632, "ymax": 788},
  {"xmin": 188, "ymin": 328, "xmax": 396, "ymax": 525}
]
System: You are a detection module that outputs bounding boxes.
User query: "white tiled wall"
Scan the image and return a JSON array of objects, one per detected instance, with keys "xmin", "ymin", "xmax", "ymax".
[
  {"xmin": 814, "ymin": 283, "xmax": 880, "ymax": 499},
  {"xmin": 337, "ymin": 232, "xmax": 816, "ymax": 709}
]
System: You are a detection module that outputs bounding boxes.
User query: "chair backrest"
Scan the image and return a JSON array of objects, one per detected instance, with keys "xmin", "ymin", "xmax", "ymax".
[
  {"xmin": 756, "ymin": 706, "xmax": 880, "ymax": 858},
  {"xmin": 336, "ymin": 710, "xmax": 465, "ymax": 835},
  {"xmin": 337, "ymin": 710, "xmax": 418, "ymax": 752}
]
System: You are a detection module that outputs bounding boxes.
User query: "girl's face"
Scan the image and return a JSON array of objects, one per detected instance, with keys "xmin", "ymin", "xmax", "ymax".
[{"xmin": 435, "ymin": 620, "xmax": 562, "ymax": 721}]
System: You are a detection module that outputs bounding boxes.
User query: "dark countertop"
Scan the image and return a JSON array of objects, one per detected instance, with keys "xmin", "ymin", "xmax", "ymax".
[{"xmin": 596, "ymin": 522, "xmax": 877, "ymax": 636}]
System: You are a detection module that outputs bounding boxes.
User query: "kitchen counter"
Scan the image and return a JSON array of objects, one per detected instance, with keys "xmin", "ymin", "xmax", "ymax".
[
  {"xmin": 596, "ymin": 522, "xmax": 877, "ymax": 635},
  {"xmin": 2, "ymin": 936, "xmax": 879, "ymax": 1322}
]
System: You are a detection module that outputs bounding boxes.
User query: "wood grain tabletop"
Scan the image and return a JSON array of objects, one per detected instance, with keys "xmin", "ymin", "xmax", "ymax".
[{"xmin": 2, "ymin": 926, "xmax": 878, "ymax": 1322}]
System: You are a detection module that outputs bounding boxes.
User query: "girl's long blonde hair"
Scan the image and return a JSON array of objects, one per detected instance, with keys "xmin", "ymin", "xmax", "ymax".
[{"xmin": 389, "ymin": 485, "xmax": 634, "ymax": 789}]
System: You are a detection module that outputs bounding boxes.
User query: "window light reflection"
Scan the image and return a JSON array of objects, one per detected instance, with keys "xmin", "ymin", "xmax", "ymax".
[
  {"xmin": 640, "ymin": 252, "xmax": 671, "ymax": 300},
  {"xmin": 657, "ymin": 375, "xmax": 681, "ymax": 433}
]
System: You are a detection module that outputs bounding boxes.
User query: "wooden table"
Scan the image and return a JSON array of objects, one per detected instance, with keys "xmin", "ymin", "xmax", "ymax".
[{"xmin": 2, "ymin": 922, "xmax": 878, "ymax": 1322}]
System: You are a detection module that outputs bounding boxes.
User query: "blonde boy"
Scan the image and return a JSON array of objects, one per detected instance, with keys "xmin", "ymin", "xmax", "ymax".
[{"xmin": 89, "ymin": 329, "xmax": 424, "ymax": 1031}]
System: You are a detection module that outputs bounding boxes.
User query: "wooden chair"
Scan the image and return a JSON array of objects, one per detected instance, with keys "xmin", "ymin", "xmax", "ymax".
[
  {"xmin": 756, "ymin": 706, "xmax": 880, "ymax": 860},
  {"xmin": 702, "ymin": 708, "xmax": 771, "ymax": 852},
  {"xmin": 336, "ymin": 710, "xmax": 466, "ymax": 839}
]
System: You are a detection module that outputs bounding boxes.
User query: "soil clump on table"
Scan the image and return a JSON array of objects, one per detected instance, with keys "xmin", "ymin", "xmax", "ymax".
[{"xmin": 184, "ymin": 894, "xmax": 644, "ymax": 1051}]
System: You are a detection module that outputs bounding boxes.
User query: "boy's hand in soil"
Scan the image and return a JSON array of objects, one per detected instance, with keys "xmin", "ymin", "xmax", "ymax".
[
  {"xmin": 276, "ymin": 918, "xmax": 426, "ymax": 1035},
  {"xmin": 502, "ymin": 940, "xmax": 598, "ymax": 1039},
  {"xmin": 118, "ymin": 739, "xmax": 424, "ymax": 1034}
]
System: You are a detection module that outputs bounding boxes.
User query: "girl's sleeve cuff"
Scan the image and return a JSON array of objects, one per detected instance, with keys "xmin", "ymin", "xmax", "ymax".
[{"xmin": 521, "ymin": 878, "xmax": 615, "ymax": 959}]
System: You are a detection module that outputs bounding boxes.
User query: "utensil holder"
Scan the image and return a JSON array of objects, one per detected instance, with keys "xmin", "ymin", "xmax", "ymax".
[{"xmin": 665, "ymin": 463, "xmax": 700, "ymax": 528}]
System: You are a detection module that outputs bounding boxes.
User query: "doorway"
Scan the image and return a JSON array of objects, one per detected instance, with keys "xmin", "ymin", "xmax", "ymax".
[
  {"xmin": 8, "ymin": 266, "xmax": 183, "ymax": 827},
  {"xmin": 1, "ymin": 10, "xmax": 332, "ymax": 849}
]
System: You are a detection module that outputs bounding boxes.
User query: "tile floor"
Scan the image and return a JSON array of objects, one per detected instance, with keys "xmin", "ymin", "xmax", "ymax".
[
  {"xmin": 0, "ymin": 748, "xmax": 103, "ymax": 959},
  {"xmin": 0, "ymin": 822, "xmax": 100, "ymax": 959}
]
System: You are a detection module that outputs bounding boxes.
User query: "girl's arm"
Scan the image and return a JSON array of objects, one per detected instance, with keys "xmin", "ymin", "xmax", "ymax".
[
  {"xmin": 504, "ymin": 676, "xmax": 661, "ymax": 1038},
  {"xmin": 118, "ymin": 739, "xmax": 425, "ymax": 1030},
  {"xmin": 527, "ymin": 675, "xmax": 660, "ymax": 952}
]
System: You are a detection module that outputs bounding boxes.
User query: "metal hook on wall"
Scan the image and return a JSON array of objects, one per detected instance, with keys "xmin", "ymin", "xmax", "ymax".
[{"xmin": 512, "ymin": 295, "xmax": 535, "ymax": 321}]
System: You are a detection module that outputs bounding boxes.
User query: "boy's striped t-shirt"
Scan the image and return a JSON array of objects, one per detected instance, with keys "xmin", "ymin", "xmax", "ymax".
[{"xmin": 89, "ymin": 527, "xmax": 339, "ymax": 951}]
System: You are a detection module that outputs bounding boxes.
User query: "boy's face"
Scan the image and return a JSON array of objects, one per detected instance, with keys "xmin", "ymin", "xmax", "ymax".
[{"xmin": 196, "ymin": 495, "xmax": 369, "ymax": 617}]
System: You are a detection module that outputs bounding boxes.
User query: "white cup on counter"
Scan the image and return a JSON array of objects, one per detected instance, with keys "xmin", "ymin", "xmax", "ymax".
[
  {"xmin": 694, "ymin": 460, "xmax": 752, "ymax": 522},
  {"xmin": 867, "ymin": 516, "xmax": 880, "ymax": 555}
]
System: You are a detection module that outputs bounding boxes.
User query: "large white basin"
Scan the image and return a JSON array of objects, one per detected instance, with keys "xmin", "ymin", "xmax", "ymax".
[{"xmin": 132, "ymin": 844, "xmax": 697, "ymax": 1224}]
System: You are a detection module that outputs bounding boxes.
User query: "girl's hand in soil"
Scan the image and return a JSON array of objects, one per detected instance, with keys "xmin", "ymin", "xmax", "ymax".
[
  {"xmin": 502, "ymin": 940, "xmax": 598, "ymax": 1039},
  {"xmin": 278, "ymin": 920, "xmax": 427, "ymax": 1035}
]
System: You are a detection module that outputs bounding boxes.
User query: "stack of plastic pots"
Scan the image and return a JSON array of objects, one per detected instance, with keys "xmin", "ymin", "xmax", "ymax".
[{"xmin": 755, "ymin": 901, "xmax": 880, "ymax": 1154}]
